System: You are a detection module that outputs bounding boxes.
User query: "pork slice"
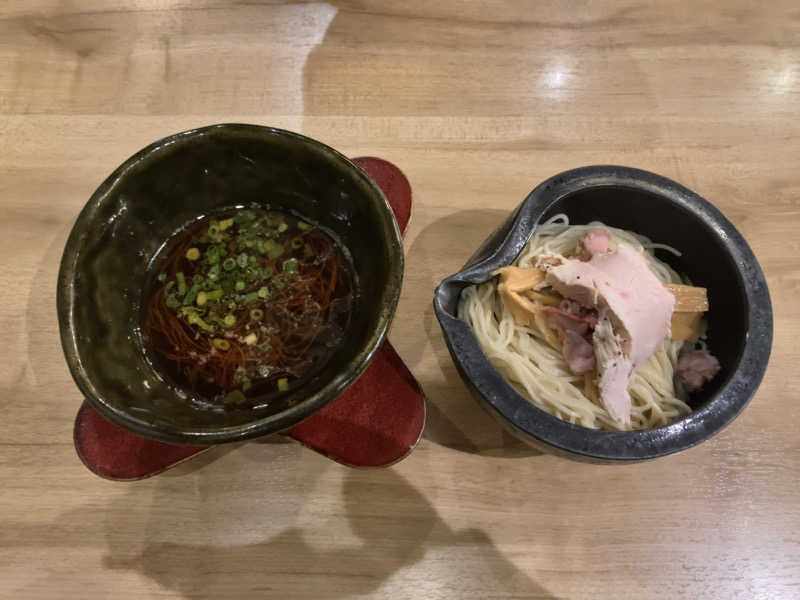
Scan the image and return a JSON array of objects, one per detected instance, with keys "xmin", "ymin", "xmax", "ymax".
[
  {"xmin": 540, "ymin": 243, "xmax": 674, "ymax": 367},
  {"xmin": 544, "ymin": 301, "xmax": 598, "ymax": 374},
  {"xmin": 592, "ymin": 316, "xmax": 632, "ymax": 426},
  {"xmin": 538, "ymin": 243, "xmax": 674, "ymax": 425},
  {"xmin": 577, "ymin": 229, "xmax": 612, "ymax": 260},
  {"xmin": 677, "ymin": 350, "xmax": 720, "ymax": 392},
  {"xmin": 562, "ymin": 330, "xmax": 596, "ymax": 374}
]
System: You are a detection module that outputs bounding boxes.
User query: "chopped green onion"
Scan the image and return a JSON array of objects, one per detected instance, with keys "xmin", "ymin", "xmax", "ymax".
[
  {"xmin": 273, "ymin": 279, "xmax": 285, "ymax": 290},
  {"xmin": 196, "ymin": 291, "xmax": 208, "ymax": 306},
  {"xmin": 297, "ymin": 221, "xmax": 310, "ymax": 231},
  {"xmin": 277, "ymin": 378, "xmax": 289, "ymax": 392},
  {"xmin": 258, "ymin": 286, "xmax": 269, "ymax": 298},
  {"xmin": 263, "ymin": 240, "xmax": 284, "ymax": 260},
  {"xmin": 244, "ymin": 332, "xmax": 258, "ymax": 345},
  {"xmin": 242, "ymin": 380, "xmax": 252, "ymax": 392},
  {"xmin": 186, "ymin": 311, "xmax": 213, "ymax": 332},
  {"xmin": 256, "ymin": 364, "xmax": 271, "ymax": 377},
  {"xmin": 165, "ymin": 294, "xmax": 180, "ymax": 308},
  {"xmin": 183, "ymin": 282, "xmax": 200, "ymax": 306},
  {"xmin": 237, "ymin": 253, "xmax": 248, "ymax": 268},
  {"xmin": 192, "ymin": 274, "xmax": 204, "ymax": 285},
  {"xmin": 206, "ymin": 247, "xmax": 220, "ymax": 264},
  {"xmin": 235, "ymin": 280, "xmax": 246, "ymax": 291},
  {"xmin": 208, "ymin": 264, "xmax": 220, "ymax": 280},
  {"xmin": 223, "ymin": 314, "xmax": 237, "ymax": 327},
  {"xmin": 243, "ymin": 292, "xmax": 260, "ymax": 304},
  {"xmin": 250, "ymin": 308, "xmax": 264, "ymax": 321},
  {"xmin": 291, "ymin": 237, "xmax": 303, "ymax": 249},
  {"xmin": 212, "ymin": 338, "xmax": 230, "ymax": 351},
  {"xmin": 223, "ymin": 390, "xmax": 247, "ymax": 404},
  {"xmin": 205, "ymin": 289, "xmax": 223, "ymax": 301},
  {"xmin": 165, "ymin": 281, "xmax": 175, "ymax": 294},
  {"xmin": 208, "ymin": 223, "xmax": 220, "ymax": 237},
  {"xmin": 277, "ymin": 223, "xmax": 288, "ymax": 233},
  {"xmin": 249, "ymin": 255, "xmax": 257, "ymax": 265},
  {"xmin": 157, "ymin": 273, "xmax": 167, "ymax": 282},
  {"xmin": 218, "ymin": 218, "xmax": 234, "ymax": 231},
  {"xmin": 262, "ymin": 266, "xmax": 274, "ymax": 279},
  {"xmin": 283, "ymin": 258, "xmax": 298, "ymax": 274},
  {"xmin": 223, "ymin": 257, "xmax": 236, "ymax": 271},
  {"xmin": 176, "ymin": 272, "xmax": 187, "ymax": 296},
  {"xmin": 186, "ymin": 247, "xmax": 201, "ymax": 261}
]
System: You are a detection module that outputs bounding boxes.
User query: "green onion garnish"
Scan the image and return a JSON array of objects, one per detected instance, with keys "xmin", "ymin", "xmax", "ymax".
[
  {"xmin": 258, "ymin": 286, "xmax": 269, "ymax": 298},
  {"xmin": 297, "ymin": 221, "xmax": 310, "ymax": 231},
  {"xmin": 223, "ymin": 257, "xmax": 236, "ymax": 271},
  {"xmin": 223, "ymin": 314, "xmax": 236, "ymax": 327},
  {"xmin": 185, "ymin": 247, "xmax": 200, "ymax": 261},
  {"xmin": 165, "ymin": 294, "xmax": 180, "ymax": 308},
  {"xmin": 186, "ymin": 311, "xmax": 213, "ymax": 332},
  {"xmin": 262, "ymin": 266, "xmax": 274, "ymax": 279},
  {"xmin": 212, "ymin": 338, "xmax": 230, "ymax": 351},
  {"xmin": 250, "ymin": 308, "xmax": 264, "ymax": 321},
  {"xmin": 176, "ymin": 272, "xmax": 187, "ymax": 296},
  {"xmin": 183, "ymin": 282, "xmax": 200, "ymax": 306},
  {"xmin": 205, "ymin": 288, "xmax": 223, "ymax": 301},
  {"xmin": 235, "ymin": 280, "xmax": 246, "ymax": 291},
  {"xmin": 291, "ymin": 237, "xmax": 303, "ymax": 249},
  {"xmin": 277, "ymin": 378, "xmax": 289, "ymax": 392},
  {"xmin": 243, "ymin": 292, "xmax": 260, "ymax": 304},
  {"xmin": 157, "ymin": 273, "xmax": 167, "ymax": 282},
  {"xmin": 223, "ymin": 390, "xmax": 247, "ymax": 404},
  {"xmin": 283, "ymin": 258, "xmax": 298, "ymax": 274},
  {"xmin": 263, "ymin": 240, "xmax": 284, "ymax": 259},
  {"xmin": 237, "ymin": 253, "xmax": 248, "ymax": 268}
]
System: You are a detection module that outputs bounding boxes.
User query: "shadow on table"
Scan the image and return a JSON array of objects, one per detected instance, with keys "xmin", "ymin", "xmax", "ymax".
[
  {"xmin": 101, "ymin": 462, "xmax": 559, "ymax": 599},
  {"xmin": 403, "ymin": 209, "xmax": 542, "ymax": 458},
  {"xmin": 5, "ymin": 453, "xmax": 560, "ymax": 599}
]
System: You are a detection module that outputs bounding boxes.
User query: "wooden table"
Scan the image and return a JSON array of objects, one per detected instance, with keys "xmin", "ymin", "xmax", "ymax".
[{"xmin": 2, "ymin": 2, "xmax": 798, "ymax": 598}]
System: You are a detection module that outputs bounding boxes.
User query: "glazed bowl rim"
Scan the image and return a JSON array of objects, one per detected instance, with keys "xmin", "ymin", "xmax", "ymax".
[{"xmin": 58, "ymin": 123, "xmax": 404, "ymax": 444}]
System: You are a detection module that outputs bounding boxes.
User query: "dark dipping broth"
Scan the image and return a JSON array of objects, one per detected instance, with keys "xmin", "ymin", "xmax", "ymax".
[{"xmin": 142, "ymin": 208, "xmax": 355, "ymax": 405}]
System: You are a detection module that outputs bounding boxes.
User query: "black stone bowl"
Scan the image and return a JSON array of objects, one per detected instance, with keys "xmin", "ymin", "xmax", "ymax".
[
  {"xmin": 58, "ymin": 124, "xmax": 403, "ymax": 444},
  {"xmin": 434, "ymin": 166, "xmax": 772, "ymax": 461}
]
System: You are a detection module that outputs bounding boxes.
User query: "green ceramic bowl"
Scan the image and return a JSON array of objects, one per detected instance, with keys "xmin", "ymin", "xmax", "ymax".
[{"xmin": 58, "ymin": 124, "xmax": 403, "ymax": 444}]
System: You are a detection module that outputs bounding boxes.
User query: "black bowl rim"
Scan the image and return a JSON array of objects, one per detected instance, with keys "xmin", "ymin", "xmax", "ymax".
[
  {"xmin": 433, "ymin": 165, "xmax": 773, "ymax": 461},
  {"xmin": 58, "ymin": 123, "xmax": 404, "ymax": 444}
]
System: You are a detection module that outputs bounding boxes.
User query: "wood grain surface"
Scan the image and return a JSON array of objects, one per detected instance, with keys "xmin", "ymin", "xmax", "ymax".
[{"xmin": 1, "ymin": 1, "xmax": 798, "ymax": 598}]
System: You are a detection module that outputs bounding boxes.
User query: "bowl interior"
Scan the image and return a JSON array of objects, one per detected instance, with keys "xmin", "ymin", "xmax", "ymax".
[
  {"xmin": 539, "ymin": 185, "xmax": 747, "ymax": 412},
  {"xmin": 59, "ymin": 125, "xmax": 403, "ymax": 443}
]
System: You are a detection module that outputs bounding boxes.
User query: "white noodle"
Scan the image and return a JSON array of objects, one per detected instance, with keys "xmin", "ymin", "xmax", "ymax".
[{"xmin": 457, "ymin": 214, "xmax": 692, "ymax": 431}]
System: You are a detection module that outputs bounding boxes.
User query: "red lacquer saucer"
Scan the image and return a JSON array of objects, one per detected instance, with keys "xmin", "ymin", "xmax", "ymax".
[{"xmin": 73, "ymin": 157, "xmax": 425, "ymax": 480}]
